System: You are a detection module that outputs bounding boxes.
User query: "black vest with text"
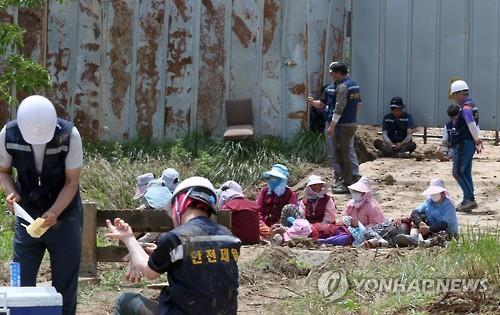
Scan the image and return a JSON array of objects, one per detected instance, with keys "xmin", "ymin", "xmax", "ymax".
[{"xmin": 5, "ymin": 118, "xmax": 82, "ymax": 219}]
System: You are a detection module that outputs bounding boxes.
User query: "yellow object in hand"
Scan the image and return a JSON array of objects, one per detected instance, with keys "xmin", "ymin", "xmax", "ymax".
[{"xmin": 26, "ymin": 218, "xmax": 49, "ymax": 238}]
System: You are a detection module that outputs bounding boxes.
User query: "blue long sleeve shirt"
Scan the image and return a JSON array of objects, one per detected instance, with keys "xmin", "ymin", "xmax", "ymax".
[{"xmin": 416, "ymin": 198, "xmax": 458, "ymax": 236}]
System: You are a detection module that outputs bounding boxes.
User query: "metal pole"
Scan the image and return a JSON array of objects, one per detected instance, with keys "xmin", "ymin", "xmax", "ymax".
[
  {"xmin": 423, "ymin": 127, "xmax": 427, "ymax": 144},
  {"xmin": 495, "ymin": 130, "xmax": 499, "ymax": 146}
]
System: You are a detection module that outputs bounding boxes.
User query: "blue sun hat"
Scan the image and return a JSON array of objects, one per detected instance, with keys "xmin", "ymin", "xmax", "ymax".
[
  {"xmin": 262, "ymin": 164, "xmax": 289, "ymax": 180},
  {"xmin": 143, "ymin": 179, "xmax": 173, "ymax": 209}
]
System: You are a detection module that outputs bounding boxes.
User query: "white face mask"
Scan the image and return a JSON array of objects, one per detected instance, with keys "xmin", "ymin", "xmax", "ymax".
[
  {"xmin": 351, "ymin": 191, "xmax": 364, "ymax": 202},
  {"xmin": 430, "ymin": 193, "xmax": 442, "ymax": 202}
]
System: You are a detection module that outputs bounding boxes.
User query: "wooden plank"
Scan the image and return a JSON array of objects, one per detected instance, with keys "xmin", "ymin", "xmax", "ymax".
[
  {"xmin": 80, "ymin": 202, "xmax": 97, "ymax": 277},
  {"xmin": 96, "ymin": 246, "xmax": 128, "ymax": 262},
  {"xmin": 96, "ymin": 209, "xmax": 174, "ymax": 232},
  {"xmin": 215, "ymin": 210, "xmax": 231, "ymax": 230}
]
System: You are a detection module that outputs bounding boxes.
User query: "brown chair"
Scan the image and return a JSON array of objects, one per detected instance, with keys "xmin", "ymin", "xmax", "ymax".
[{"xmin": 223, "ymin": 98, "xmax": 254, "ymax": 140}]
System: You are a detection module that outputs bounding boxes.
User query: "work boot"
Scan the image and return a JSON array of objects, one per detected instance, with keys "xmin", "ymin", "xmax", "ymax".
[
  {"xmin": 394, "ymin": 234, "xmax": 418, "ymax": 247},
  {"xmin": 457, "ymin": 200, "xmax": 478, "ymax": 213},
  {"xmin": 331, "ymin": 184, "xmax": 349, "ymax": 194}
]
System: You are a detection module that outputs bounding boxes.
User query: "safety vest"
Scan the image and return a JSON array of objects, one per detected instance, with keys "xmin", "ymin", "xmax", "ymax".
[
  {"xmin": 323, "ymin": 78, "xmax": 361, "ymax": 124},
  {"xmin": 5, "ymin": 119, "xmax": 82, "ymax": 218},
  {"xmin": 450, "ymin": 99, "xmax": 479, "ymax": 146},
  {"xmin": 302, "ymin": 195, "xmax": 330, "ymax": 224},
  {"xmin": 166, "ymin": 219, "xmax": 241, "ymax": 315}
]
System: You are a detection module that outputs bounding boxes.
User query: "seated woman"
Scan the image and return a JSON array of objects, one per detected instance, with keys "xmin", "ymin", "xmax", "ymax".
[
  {"xmin": 299, "ymin": 175, "xmax": 337, "ymax": 224},
  {"xmin": 218, "ymin": 180, "xmax": 260, "ymax": 245},
  {"xmin": 395, "ymin": 179, "xmax": 458, "ymax": 247},
  {"xmin": 343, "ymin": 176, "xmax": 385, "ymax": 228},
  {"xmin": 257, "ymin": 164, "xmax": 298, "ymax": 238}
]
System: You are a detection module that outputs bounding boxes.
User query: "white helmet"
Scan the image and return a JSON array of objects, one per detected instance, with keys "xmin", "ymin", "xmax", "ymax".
[
  {"xmin": 17, "ymin": 95, "xmax": 57, "ymax": 145},
  {"xmin": 168, "ymin": 176, "xmax": 218, "ymax": 214},
  {"xmin": 450, "ymin": 80, "xmax": 469, "ymax": 95}
]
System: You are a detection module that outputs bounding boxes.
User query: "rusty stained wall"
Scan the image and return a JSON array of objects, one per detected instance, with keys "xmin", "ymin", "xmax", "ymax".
[
  {"xmin": 164, "ymin": 0, "xmax": 196, "ymax": 139},
  {"xmin": 260, "ymin": 0, "xmax": 283, "ymax": 136},
  {"xmin": 8, "ymin": 0, "xmax": 346, "ymax": 140},
  {"xmin": 196, "ymin": 0, "xmax": 227, "ymax": 136},
  {"xmin": 228, "ymin": 0, "xmax": 263, "ymax": 134}
]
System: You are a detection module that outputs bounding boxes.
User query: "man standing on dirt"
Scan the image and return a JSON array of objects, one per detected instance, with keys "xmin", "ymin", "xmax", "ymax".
[
  {"xmin": 0, "ymin": 95, "xmax": 84, "ymax": 315},
  {"xmin": 106, "ymin": 176, "xmax": 240, "ymax": 315},
  {"xmin": 449, "ymin": 80, "xmax": 482, "ymax": 212},
  {"xmin": 307, "ymin": 61, "xmax": 361, "ymax": 193}
]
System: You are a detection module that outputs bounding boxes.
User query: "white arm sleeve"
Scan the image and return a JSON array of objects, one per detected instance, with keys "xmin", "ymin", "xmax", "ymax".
[
  {"xmin": 65, "ymin": 127, "xmax": 83, "ymax": 170},
  {"xmin": 467, "ymin": 122, "xmax": 480, "ymax": 141},
  {"xmin": 0, "ymin": 126, "xmax": 12, "ymax": 168}
]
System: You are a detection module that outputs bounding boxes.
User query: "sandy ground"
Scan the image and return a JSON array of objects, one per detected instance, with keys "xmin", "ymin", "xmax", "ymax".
[
  {"xmin": 4, "ymin": 125, "xmax": 492, "ymax": 314},
  {"xmin": 302, "ymin": 126, "xmax": 500, "ymax": 231}
]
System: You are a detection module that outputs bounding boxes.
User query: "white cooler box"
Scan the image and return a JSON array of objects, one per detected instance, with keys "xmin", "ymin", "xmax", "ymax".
[{"xmin": 0, "ymin": 287, "xmax": 62, "ymax": 315}]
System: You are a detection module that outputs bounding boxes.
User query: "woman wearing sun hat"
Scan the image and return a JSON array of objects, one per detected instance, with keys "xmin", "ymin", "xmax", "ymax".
[
  {"xmin": 395, "ymin": 178, "xmax": 458, "ymax": 247},
  {"xmin": 298, "ymin": 175, "xmax": 337, "ymax": 224},
  {"xmin": 342, "ymin": 176, "xmax": 385, "ymax": 228},
  {"xmin": 257, "ymin": 164, "xmax": 298, "ymax": 238},
  {"xmin": 412, "ymin": 179, "xmax": 458, "ymax": 237}
]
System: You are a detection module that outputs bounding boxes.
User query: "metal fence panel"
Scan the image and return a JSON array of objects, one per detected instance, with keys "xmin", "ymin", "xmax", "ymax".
[
  {"xmin": 282, "ymin": 0, "xmax": 308, "ymax": 136},
  {"xmin": 470, "ymin": 0, "xmax": 498, "ymax": 131},
  {"xmin": 260, "ymin": 0, "xmax": 283, "ymax": 137},
  {"xmin": 352, "ymin": 0, "xmax": 500, "ymax": 131},
  {"xmin": 73, "ymin": 0, "xmax": 103, "ymax": 141},
  {"xmin": 229, "ymin": 0, "xmax": 264, "ymax": 134},
  {"xmin": 351, "ymin": 0, "xmax": 381, "ymax": 124},
  {"xmin": 100, "ymin": 0, "xmax": 134, "ymax": 139},
  {"xmin": 3, "ymin": 0, "xmax": 349, "ymax": 140},
  {"xmin": 164, "ymin": 0, "xmax": 198, "ymax": 140}
]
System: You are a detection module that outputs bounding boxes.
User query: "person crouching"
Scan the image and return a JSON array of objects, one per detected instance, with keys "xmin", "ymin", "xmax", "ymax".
[{"xmin": 107, "ymin": 176, "xmax": 241, "ymax": 315}]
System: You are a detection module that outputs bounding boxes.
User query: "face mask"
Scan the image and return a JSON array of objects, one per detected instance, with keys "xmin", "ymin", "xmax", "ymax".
[
  {"xmin": 351, "ymin": 191, "xmax": 364, "ymax": 202},
  {"xmin": 431, "ymin": 193, "xmax": 442, "ymax": 202}
]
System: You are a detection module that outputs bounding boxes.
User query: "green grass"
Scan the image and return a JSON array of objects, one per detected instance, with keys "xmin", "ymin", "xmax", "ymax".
[
  {"xmin": 280, "ymin": 227, "xmax": 500, "ymax": 314},
  {"xmin": 82, "ymin": 131, "xmax": 326, "ymax": 208}
]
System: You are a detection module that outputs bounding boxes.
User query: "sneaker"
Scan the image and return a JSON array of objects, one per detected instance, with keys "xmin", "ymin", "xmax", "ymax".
[
  {"xmin": 331, "ymin": 184, "xmax": 349, "ymax": 194},
  {"xmin": 394, "ymin": 234, "xmax": 418, "ymax": 247},
  {"xmin": 332, "ymin": 176, "xmax": 343, "ymax": 188},
  {"xmin": 457, "ymin": 200, "xmax": 478, "ymax": 213},
  {"xmin": 353, "ymin": 175, "xmax": 362, "ymax": 183}
]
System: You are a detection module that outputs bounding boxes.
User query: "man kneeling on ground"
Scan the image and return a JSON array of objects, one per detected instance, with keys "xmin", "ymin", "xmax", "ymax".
[
  {"xmin": 374, "ymin": 97, "xmax": 417, "ymax": 158},
  {"xmin": 106, "ymin": 176, "xmax": 241, "ymax": 315}
]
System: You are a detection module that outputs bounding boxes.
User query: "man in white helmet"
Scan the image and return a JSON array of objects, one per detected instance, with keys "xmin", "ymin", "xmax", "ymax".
[
  {"xmin": 106, "ymin": 176, "xmax": 241, "ymax": 315},
  {"xmin": 448, "ymin": 80, "xmax": 482, "ymax": 212},
  {"xmin": 0, "ymin": 95, "xmax": 84, "ymax": 314}
]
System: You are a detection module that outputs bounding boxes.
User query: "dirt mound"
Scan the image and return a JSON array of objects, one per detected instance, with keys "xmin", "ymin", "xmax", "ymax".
[
  {"xmin": 424, "ymin": 293, "xmax": 499, "ymax": 315},
  {"xmin": 355, "ymin": 125, "xmax": 379, "ymax": 163},
  {"xmin": 257, "ymin": 247, "xmax": 311, "ymax": 279}
]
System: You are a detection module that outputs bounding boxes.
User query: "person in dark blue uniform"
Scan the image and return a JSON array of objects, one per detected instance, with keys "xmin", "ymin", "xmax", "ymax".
[
  {"xmin": 307, "ymin": 62, "xmax": 362, "ymax": 193},
  {"xmin": 374, "ymin": 97, "xmax": 417, "ymax": 158},
  {"xmin": 448, "ymin": 80, "xmax": 482, "ymax": 212},
  {"xmin": 0, "ymin": 95, "xmax": 84, "ymax": 315},
  {"xmin": 107, "ymin": 176, "xmax": 241, "ymax": 315}
]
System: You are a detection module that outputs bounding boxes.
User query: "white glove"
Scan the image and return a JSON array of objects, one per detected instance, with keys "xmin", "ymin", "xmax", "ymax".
[{"xmin": 342, "ymin": 215, "xmax": 352, "ymax": 226}]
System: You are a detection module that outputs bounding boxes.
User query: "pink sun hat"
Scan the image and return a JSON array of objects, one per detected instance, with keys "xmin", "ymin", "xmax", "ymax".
[
  {"xmin": 283, "ymin": 219, "xmax": 312, "ymax": 242},
  {"xmin": 133, "ymin": 173, "xmax": 155, "ymax": 200},
  {"xmin": 421, "ymin": 178, "xmax": 447, "ymax": 196},
  {"xmin": 348, "ymin": 176, "xmax": 373, "ymax": 193}
]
